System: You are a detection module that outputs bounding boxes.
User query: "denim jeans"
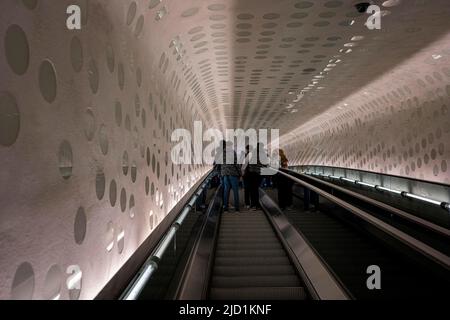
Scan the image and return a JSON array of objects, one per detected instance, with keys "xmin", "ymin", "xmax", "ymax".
[{"xmin": 223, "ymin": 175, "xmax": 240, "ymax": 211}]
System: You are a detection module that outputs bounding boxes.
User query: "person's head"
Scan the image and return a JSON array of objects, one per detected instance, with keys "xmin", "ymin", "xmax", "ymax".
[
  {"xmin": 279, "ymin": 149, "xmax": 286, "ymax": 157},
  {"xmin": 245, "ymin": 144, "xmax": 250, "ymax": 152}
]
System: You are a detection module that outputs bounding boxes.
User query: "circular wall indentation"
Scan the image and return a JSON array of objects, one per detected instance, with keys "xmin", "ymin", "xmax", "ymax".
[
  {"xmin": 11, "ymin": 262, "xmax": 34, "ymax": 300},
  {"xmin": 74, "ymin": 207, "xmax": 87, "ymax": 245},
  {"xmin": 58, "ymin": 140, "xmax": 73, "ymax": 179},
  {"xmin": 0, "ymin": 92, "xmax": 20, "ymax": 147},
  {"xmin": 109, "ymin": 180, "xmax": 117, "ymax": 207},
  {"xmin": 118, "ymin": 63, "xmax": 125, "ymax": 90},
  {"xmin": 135, "ymin": 94, "xmax": 141, "ymax": 117},
  {"xmin": 5, "ymin": 24, "xmax": 29, "ymax": 75},
  {"xmin": 106, "ymin": 44, "xmax": 115, "ymax": 73},
  {"xmin": 141, "ymin": 108, "xmax": 146, "ymax": 128},
  {"xmin": 115, "ymin": 101, "xmax": 122, "ymax": 127},
  {"xmin": 131, "ymin": 162, "xmax": 137, "ymax": 183},
  {"xmin": 84, "ymin": 108, "xmax": 96, "ymax": 141},
  {"xmin": 125, "ymin": 115, "xmax": 131, "ymax": 131},
  {"xmin": 182, "ymin": 7, "xmax": 200, "ymax": 18},
  {"xmin": 146, "ymin": 147, "xmax": 151, "ymax": 166},
  {"xmin": 149, "ymin": 0, "xmax": 161, "ymax": 9},
  {"xmin": 88, "ymin": 60, "xmax": 99, "ymax": 94},
  {"xmin": 152, "ymin": 155, "xmax": 156, "ymax": 172},
  {"xmin": 127, "ymin": 2, "xmax": 137, "ymax": 25},
  {"xmin": 135, "ymin": 15, "xmax": 144, "ymax": 37},
  {"xmin": 295, "ymin": 1, "xmax": 314, "ymax": 9},
  {"xmin": 145, "ymin": 176, "xmax": 150, "ymax": 195},
  {"xmin": 43, "ymin": 265, "xmax": 62, "ymax": 300},
  {"xmin": 70, "ymin": 36, "xmax": 83, "ymax": 72},
  {"xmin": 136, "ymin": 68, "xmax": 142, "ymax": 87},
  {"xmin": 39, "ymin": 60, "xmax": 57, "ymax": 103},
  {"xmin": 129, "ymin": 194, "xmax": 135, "ymax": 218},
  {"xmin": 95, "ymin": 170, "xmax": 106, "ymax": 200},
  {"xmin": 98, "ymin": 125, "xmax": 109, "ymax": 155},
  {"xmin": 120, "ymin": 188, "xmax": 127, "ymax": 212},
  {"xmin": 122, "ymin": 151, "xmax": 129, "ymax": 175}
]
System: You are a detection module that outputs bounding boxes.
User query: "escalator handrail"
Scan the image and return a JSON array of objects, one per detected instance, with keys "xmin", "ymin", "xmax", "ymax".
[
  {"xmin": 268, "ymin": 168, "xmax": 450, "ymax": 271},
  {"xmin": 285, "ymin": 170, "xmax": 450, "ymax": 238},
  {"xmin": 287, "ymin": 169, "xmax": 450, "ymax": 239},
  {"xmin": 120, "ymin": 170, "xmax": 215, "ymax": 300},
  {"xmin": 259, "ymin": 189, "xmax": 351, "ymax": 300},
  {"xmin": 175, "ymin": 184, "xmax": 223, "ymax": 300}
]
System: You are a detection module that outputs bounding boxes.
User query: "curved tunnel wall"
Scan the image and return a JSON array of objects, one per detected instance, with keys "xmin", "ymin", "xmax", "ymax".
[
  {"xmin": 282, "ymin": 33, "xmax": 450, "ymax": 186},
  {"xmin": 0, "ymin": 1, "xmax": 209, "ymax": 300}
]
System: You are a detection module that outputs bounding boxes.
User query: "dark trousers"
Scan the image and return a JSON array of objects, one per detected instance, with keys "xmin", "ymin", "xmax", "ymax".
[
  {"xmin": 248, "ymin": 172, "xmax": 262, "ymax": 208},
  {"xmin": 277, "ymin": 174, "xmax": 293, "ymax": 209},
  {"xmin": 304, "ymin": 188, "xmax": 319, "ymax": 210},
  {"xmin": 223, "ymin": 175, "xmax": 240, "ymax": 211},
  {"xmin": 243, "ymin": 174, "xmax": 251, "ymax": 206}
]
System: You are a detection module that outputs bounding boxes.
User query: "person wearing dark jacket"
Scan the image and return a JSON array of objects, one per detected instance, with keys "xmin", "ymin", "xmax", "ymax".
[
  {"xmin": 240, "ymin": 145, "xmax": 252, "ymax": 209},
  {"xmin": 242, "ymin": 143, "xmax": 268, "ymax": 210}
]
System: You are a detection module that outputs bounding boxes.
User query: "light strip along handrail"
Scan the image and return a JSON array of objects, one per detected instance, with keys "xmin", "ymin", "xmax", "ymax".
[
  {"xmin": 289, "ymin": 170, "xmax": 450, "ymax": 239},
  {"xmin": 299, "ymin": 168, "xmax": 450, "ymax": 211},
  {"xmin": 120, "ymin": 171, "xmax": 214, "ymax": 300},
  {"xmin": 269, "ymin": 168, "xmax": 450, "ymax": 270}
]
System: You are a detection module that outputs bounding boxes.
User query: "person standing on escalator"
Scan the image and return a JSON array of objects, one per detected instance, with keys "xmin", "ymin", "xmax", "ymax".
[
  {"xmin": 220, "ymin": 141, "xmax": 241, "ymax": 212},
  {"xmin": 240, "ymin": 145, "xmax": 252, "ymax": 209},
  {"xmin": 244, "ymin": 143, "xmax": 269, "ymax": 210}
]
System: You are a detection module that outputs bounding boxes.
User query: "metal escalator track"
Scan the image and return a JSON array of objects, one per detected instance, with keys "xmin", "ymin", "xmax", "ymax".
[
  {"xmin": 264, "ymin": 169, "xmax": 450, "ymax": 300},
  {"xmin": 209, "ymin": 210, "xmax": 307, "ymax": 300},
  {"xmin": 283, "ymin": 206, "xmax": 448, "ymax": 299}
]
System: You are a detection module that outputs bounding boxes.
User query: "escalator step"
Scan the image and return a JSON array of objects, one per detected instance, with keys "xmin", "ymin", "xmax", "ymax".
[
  {"xmin": 215, "ymin": 249, "xmax": 287, "ymax": 258},
  {"xmin": 217, "ymin": 242, "xmax": 283, "ymax": 250},
  {"xmin": 214, "ymin": 256, "xmax": 291, "ymax": 266},
  {"xmin": 210, "ymin": 287, "xmax": 307, "ymax": 300},
  {"xmin": 213, "ymin": 265, "xmax": 296, "ymax": 276},
  {"xmin": 218, "ymin": 238, "xmax": 279, "ymax": 244},
  {"xmin": 212, "ymin": 275, "xmax": 301, "ymax": 287}
]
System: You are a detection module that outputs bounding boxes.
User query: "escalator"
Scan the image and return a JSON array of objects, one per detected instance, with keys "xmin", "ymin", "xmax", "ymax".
[
  {"xmin": 119, "ymin": 173, "xmax": 330, "ymax": 300},
  {"xmin": 119, "ymin": 170, "xmax": 449, "ymax": 300},
  {"xmin": 264, "ymin": 170, "xmax": 450, "ymax": 299},
  {"xmin": 209, "ymin": 209, "xmax": 306, "ymax": 300}
]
